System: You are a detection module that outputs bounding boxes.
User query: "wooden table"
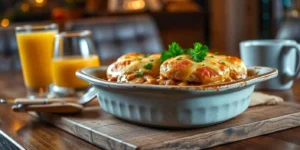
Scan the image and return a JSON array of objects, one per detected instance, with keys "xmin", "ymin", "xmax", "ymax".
[{"xmin": 1, "ymin": 71, "xmax": 300, "ymax": 150}]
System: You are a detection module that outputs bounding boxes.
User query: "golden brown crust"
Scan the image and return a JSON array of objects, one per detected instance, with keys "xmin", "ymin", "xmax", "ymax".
[
  {"xmin": 107, "ymin": 52, "xmax": 247, "ymax": 85},
  {"xmin": 159, "ymin": 53, "xmax": 247, "ymax": 84},
  {"xmin": 107, "ymin": 53, "xmax": 161, "ymax": 83}
]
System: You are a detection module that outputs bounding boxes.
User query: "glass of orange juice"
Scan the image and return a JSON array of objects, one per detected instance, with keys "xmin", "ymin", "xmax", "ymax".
[
  {"xmin": 15, "ymin": 24, "xmax": 58, "ymax": 98},
  {"xmin": 52, "ymin": 30, "xmax": 100, "ymax": 96}
]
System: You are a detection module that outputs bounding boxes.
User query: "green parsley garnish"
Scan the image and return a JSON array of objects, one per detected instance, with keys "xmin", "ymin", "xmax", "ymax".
[
  {"xmin": 189, "ymin": 42, "xmax": 209, "ymax": 62},
  {"xmin": 143, "ymin": 63, "xmax": 153, "ymax": 70},
  {"xmin": 145, "ymin": 54, "xmax": 150, "ymax": 57},
  {"xmin": 210, "ymin": 56, "xmax": 214, "ymax": 58},
  {"xmin": 169, "ymin": 42, "xmax": 185, "ymax": 56},
  {"xmin": 160, "ymin": 42, "xmax": 209, "ymax": 63},
  {"xmin": 161, "ymin": 42, "xmax": 185, "ymax": 63},
  {"xmin": 137, "ymin": 71, "xmax": 144, "ymax": 77},
  {"xmin": 161, "ymin": 51, "xmax": 173, "ymax": 63},
  {"xmin": 221, "ymin": 62, "xmax": 225, "ymax": 65},
  {"xmin": 150, "ymin": 59, "xmax": 154, "ymax": 62},
  {"xmin": 214, "ymin": 52, "xmax": 219, "ymax": 55}
]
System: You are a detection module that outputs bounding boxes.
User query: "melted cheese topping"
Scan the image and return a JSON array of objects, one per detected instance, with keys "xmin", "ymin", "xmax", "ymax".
[
  {"xmin": 107, "ymin": 53, "xmax": 247, "ymax": 85},
  {"xmin": 160, "ymin": 53, "xmax": 247, "ymax": 84},
  {"xmin": 107, "ymin": 53, "xmax": 160, "ymax": 83}
]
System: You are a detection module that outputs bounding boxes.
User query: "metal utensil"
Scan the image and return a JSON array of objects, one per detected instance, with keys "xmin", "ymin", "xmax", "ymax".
[
  {"xmin": 0, "ymin": 99, "xmax": 23, "ymax": 110},
  {"xmin": 1, "ymin": 98, "xmax": 76, "ymax": 105},
  {"xmin": 15, "ymin": 97, "xmax": 76, "ymax": 105},
  {"xmin": 78, "ymin": 87, "xmax": 97, "ymax": 105},
  {"xmin": 51, "ymin": 86, "xmax": 97, "ymax": 105},
  {"xmin": 0, "ymin": 99, "xmax": 16, "ymax": 105},
  {"xmin": 0, "ymin": 99, "xmax": 83, "ymax": 114},
  {"xmin": 12, "ymin": 103, "xmax": 83, "ymax": 114},
  {"xmin": 52, "ymin": 85, "xmax": 75, "ymax": 97},
  {"xmin": 0, "ymin": 87, "xmax": 96, "ymax": 106}
]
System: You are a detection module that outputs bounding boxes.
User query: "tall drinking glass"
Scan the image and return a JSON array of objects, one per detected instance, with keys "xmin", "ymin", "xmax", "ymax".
[
  {"xmin": 51, "ymin": 30, "xmax": 100, "ymax": 96},
  {"xmin": 15, "ymin": 24, "xmax": 58, "ymax": 98}
]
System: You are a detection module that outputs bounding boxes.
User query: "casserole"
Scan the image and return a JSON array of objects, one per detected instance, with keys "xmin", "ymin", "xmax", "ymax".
[
  {"xmin": 76, "ymin": 66, "xmax": 277, "ymax": 128},
  {"xmin": 106, "ymin": 52, "xmax": 247, "ymax": 85}
]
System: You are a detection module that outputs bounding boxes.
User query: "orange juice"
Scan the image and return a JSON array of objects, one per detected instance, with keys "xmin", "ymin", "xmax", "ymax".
[
  {"xmin": 16, "ymin": 30, "xmax": 57, "ymax": 88},
  {"xmin": 52, "ymin": 55, "xmax": 100, "ymax": 88}
]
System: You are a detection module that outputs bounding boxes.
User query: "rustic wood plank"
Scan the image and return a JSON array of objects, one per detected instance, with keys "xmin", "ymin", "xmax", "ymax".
[
  {"xmin": 139, "ymin": 112, "xmax": 300, "ymax": 149},
  {"xmin": 91, "ymin": 129, "xmax": 137, "ymax": 150},
  {"xmin": 37, "ymin": 113, "xmax": 77, "ymax": 135},
  {"xmin": 3, "ymin": 72, "xmax": 300, "ymax": 149},
  {"xmin": 114, "ymin": 104, "xmax": 300, "ymax": 147},
  {"xmin": 37, "ymin": 102, "xmax": 300, "ymax": 150},
  {"xmin": 209, "ymin": 136, "xmax": 300, "ymax": 150}
]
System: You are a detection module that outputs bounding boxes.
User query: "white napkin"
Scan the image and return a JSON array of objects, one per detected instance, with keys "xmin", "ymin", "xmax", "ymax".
[{"xmin": 249, "ymin": 92, "xmax": 284, "ymax": 107}]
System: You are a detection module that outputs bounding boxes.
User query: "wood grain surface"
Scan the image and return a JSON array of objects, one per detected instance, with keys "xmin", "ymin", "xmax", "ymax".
[
  {"xmin": 36, "ymin": 101, "xmax": 300, "ymax": 150},
  {"xmin": 0, "ymin": 72, "xmax": 101, "ymax": 150},
  {"xmin": 1, "ymin": 71, "xmax": 300, "ymax": 150}
]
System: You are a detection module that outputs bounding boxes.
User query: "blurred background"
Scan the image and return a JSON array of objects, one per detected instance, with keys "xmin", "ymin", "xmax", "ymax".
[{"xmin": 0, "ymin": 0, "xmax": 299, "ymax": 70}]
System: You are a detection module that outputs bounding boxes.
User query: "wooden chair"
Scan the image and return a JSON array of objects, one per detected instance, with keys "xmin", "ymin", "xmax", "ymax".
[
  {"xmin": 0, "ymin": 27, "xmax": 20, "ymax": 71},
  {"xmin": 65, "ymin": 15, "xmax": 163, "ymax": 64}
]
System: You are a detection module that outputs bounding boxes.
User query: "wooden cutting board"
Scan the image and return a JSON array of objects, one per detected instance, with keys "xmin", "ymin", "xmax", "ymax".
[{"xmin": 35, "ymin": 102, "xmax": 300, "ymax": 150}]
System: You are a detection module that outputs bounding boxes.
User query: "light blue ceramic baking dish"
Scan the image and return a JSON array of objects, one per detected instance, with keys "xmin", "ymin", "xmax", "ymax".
[{"xmin": 76, "ymin": 66, "xmax": 278, "ymax": 128}]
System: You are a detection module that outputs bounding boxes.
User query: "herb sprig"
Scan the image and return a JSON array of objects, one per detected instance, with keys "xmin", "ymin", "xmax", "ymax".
[
  {"xmin": 161, "ymin": 42, "xmax": 185, "ymax": 63},
  {"xmin": 189, "ymin": 43, "xmax": 208, "ymax": 62},
  {"xmin": 160, "ymin": 42, "xmax": 209, "ymax": 63}
]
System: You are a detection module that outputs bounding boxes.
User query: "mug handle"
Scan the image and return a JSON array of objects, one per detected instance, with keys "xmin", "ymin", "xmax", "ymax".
[{"xmin": 281, "ymin": 43, "xmax": 300, "ymax": 83}]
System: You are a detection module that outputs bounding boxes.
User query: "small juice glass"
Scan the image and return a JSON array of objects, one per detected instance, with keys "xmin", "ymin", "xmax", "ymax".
[
  {"xmin": 52, "ymin": 30, "xmax": 100, "ymax": 96},
  {"xmin": 15, "ymin": 24, "xmax": 58, "ymax": 98}
]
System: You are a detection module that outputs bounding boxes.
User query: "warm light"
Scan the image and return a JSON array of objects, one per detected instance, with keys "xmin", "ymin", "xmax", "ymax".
[
  {"xmin": 1, "ymin": 18, "xmax": 10, "ymax": 27},
  {"xmin": 21, "ymin": 3, "xmax": 30, "ymax": 12},
  {"xmin": 34, "ymin": 0, "xmax": 46, "ymax": 7},
  {"xmin": 35, "ymin": 0, "xmax": 44, "ymax": 4},
  {"xmin": 291, "ymin": 10, "xmax": 299, "ymax": 17},
  {"xmin": 12, "ymin": 120, "xmax": 23, "ymax": 131},
  {"xmin": 124, "ymin": 0, "xmax": 145, "ymax": 10},
  {"xmin": 39, "ymin": 87, "xmax": 44, "ymax": 93}
]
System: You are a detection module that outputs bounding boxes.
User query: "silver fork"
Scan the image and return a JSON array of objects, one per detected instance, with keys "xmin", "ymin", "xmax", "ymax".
[
  {"xmin": 0, "ymin": 98, "xmax": 83, "ymax": 113},
  {"xmin": 77, "ymin": 87, "xmax": 97, "ymax": 105}
]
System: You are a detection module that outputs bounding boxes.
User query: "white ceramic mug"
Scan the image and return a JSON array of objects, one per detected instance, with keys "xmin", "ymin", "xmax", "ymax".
[{"xmin": 240, "ymin": 40, "xmax": 300, "ymax": 90}]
